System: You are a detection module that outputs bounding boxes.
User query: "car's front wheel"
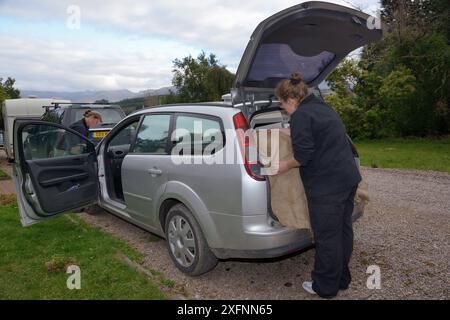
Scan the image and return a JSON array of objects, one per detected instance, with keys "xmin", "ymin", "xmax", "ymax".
[{"xmin": 165, "ymin": 204, "xmax": 218, "ymax": 276}]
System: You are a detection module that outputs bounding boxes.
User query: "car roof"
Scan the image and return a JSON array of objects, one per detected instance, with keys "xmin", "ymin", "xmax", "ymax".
[
  {"xmin": 130, "ymin": 102, "xmax": 237, "ymax": 118},
  {"xmin": 44, "ymin": 104, "xmax": 123, "ymax": 113},
  {"xmin": 131, "ymin": 102, "xmax": 232, "ymax": 114},
  {"xmin": 58, "ymin": 104, "xmax": 121, "ymax": 109}
]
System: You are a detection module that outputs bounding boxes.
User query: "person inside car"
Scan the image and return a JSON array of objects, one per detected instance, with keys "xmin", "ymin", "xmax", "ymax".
[
  {"xmin": 69, "ymin": 109, "xmax": 103, "ymax": 138},
  {"xmin": 275, "ymin": 72, "xmax": 362, "ymax": 299}
]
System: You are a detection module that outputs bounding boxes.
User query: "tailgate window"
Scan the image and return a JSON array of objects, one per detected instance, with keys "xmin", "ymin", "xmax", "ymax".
[{"xmin": 246, "ymin": 43, "xmax": 335, "ymax": 87}]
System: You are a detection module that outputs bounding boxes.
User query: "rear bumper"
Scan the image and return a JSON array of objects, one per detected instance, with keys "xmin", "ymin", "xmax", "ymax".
[
  {"xmin": 210, "ymin": 202, "xmax": 365, "ymax": 260},
  {"xmin": 211, "ymin": 229, "xmax": 313, "ymax": 259}
]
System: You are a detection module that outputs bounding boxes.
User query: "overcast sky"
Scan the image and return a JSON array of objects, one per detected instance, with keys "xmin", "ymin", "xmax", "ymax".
[{"xmin": 0, "ymin": 0, "xmax": 380, "ymax": 92}]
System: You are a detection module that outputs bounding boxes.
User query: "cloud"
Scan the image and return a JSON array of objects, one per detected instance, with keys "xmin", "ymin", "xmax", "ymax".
[
  {"xmin": 0, "ymin": 0, "xmax": 381, "ymax": 91},
  {"xmin": 0, "ymin": 34, "xmax": 196, "ymax": 91}
]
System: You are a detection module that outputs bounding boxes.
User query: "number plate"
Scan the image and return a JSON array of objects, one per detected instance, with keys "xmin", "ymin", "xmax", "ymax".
[{"xmin": 92, "ymin": 131, "xmax": 108, "ymax": 139}]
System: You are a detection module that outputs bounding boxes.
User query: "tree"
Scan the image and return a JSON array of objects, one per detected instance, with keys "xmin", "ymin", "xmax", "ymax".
[
  {"xmin": 379, "ymin": 65, "xmax": 418, "ymax": 135},
  {"xmin": 342, "ymin": 0, "xmax": 450, "ymax": 138},
  {"xmin": 0, "ymin": 77, "xmax": 21, "ymax": 130},
  {"xmin": 325, "ymin": 59, "xmax": 388, "ymax": 138},
  {"xmin": 167, "ymin": 52, "xmax": 235, "ymax": 103},
  {"xmin": 381, "ymin": 0, "xmax": 450, "ymax": 39},
  {"xmin": 0, "ymin": 87, "xmax": 4, "ymax": 106},
  {"xmin": 326, "ymin": 59, "xmax": 361, "ymax": 97},
  {"xmin": 0, "ymin": 77, "xmax": 20, "ymax": 100}
]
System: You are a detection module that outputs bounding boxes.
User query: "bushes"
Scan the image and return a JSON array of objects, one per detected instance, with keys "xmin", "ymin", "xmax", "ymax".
[
  {"xmin": 325, "ymin": 33, "xmax": 449, "ymax": 139},
  {"xmin": 379, "ymin": 65, "xmax": 417, "ymax": 136},
  {"xmin": 325, "ymin": 94, "xmax": 364, "ymax": 138},
  {"xmin": 324, "ymin": 0, "xmax": 449, "ymax": 139}
]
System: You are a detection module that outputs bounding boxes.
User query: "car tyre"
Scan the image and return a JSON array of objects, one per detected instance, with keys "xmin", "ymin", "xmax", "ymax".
[{"xmin": 165, "ymin": 204, "xmax": 218, "ymax": 276}]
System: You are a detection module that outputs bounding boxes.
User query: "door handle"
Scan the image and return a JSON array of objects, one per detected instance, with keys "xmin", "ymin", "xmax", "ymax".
[{"xmin": 148, "ymin": 168, "xmax": 162, "ymax": 176}]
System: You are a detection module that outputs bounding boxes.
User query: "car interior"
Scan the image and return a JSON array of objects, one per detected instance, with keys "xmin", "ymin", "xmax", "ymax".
[{"xmin": 104, "ymin": 118, "xmax": 140, "ymax": 202}]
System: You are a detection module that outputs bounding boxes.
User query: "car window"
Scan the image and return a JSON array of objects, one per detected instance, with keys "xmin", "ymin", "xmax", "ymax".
[
  {"xmin": 132, "ymin": 114, "xmax": 171, "ymax": 154},
  {"xmin": 173, "ymin": 115, "xmax": 224, "ymax": 154},
  {"xmin": 41, "ymin": 110, "xmax": 59, "ymax": 123},
  {"xmin": 41, "ymin": 108, "xmax": 65, "ymax": 124},
  {"xmin": 72, "ymin": 108, "xmax": 124, "ymax": 124},
  {"xmin": 21, "ymin": 124, "xmax": 91, "ymax": 160},
  {"xmin": 108, "ymin": 119, "xmax": 140, "ymax": 148},
  {"xmin": 56, "ymin": 108, "xmax": 65, "ymax": 122}
]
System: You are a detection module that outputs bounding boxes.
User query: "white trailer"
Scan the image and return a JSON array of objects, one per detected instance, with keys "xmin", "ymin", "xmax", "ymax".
[{"xmin": 2, "ymin": 98, "xmax": 70, "ymax": 159}]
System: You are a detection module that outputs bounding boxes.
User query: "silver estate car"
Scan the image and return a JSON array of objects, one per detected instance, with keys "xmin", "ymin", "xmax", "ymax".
[{"xmin": 12, "ymin": 2, "xmax": 384, "ymax": 275}]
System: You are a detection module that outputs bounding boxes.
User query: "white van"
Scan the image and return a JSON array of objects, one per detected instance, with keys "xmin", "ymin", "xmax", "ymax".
[{"xmin": 2, "ymin": 98, "xmax": 70, "ymax": 159}]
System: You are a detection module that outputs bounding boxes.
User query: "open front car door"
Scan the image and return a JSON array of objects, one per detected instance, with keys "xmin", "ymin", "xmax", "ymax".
[{"xmin": 12, "ymin": 120, "xmax": 99, "ymax": 226}]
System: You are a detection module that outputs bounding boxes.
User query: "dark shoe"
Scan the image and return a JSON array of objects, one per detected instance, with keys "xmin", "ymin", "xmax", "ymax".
[
  {"xmin": 339, "ymin": 282, "xmax": 350, "ymax": 290},
  {"xmin": 310, "ymin": 282, "xmax": 338, "ymax": 299}
]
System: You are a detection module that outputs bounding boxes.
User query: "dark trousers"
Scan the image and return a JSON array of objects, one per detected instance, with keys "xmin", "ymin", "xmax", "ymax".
[{"xmin": 307, "ymin": 186, "xmax": 358, "ymax": 298}]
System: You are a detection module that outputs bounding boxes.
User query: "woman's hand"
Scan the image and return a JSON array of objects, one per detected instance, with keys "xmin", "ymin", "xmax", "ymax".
[
  {"xmin": 275, "ymin": 161, "xmax": 292, "ymax": 175},
  {"xmin": 275, "ymin": 158, "xmax": 300, "ymax": 176},
  {"xmin": 279, "ymin": 128, "xmax": 291, "ymax": 136}
]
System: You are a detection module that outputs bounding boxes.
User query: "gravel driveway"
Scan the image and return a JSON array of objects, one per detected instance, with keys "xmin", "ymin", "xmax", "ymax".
[{"xmin": 78, "ymin": 167, "xmax": 449, "ymax": 300}]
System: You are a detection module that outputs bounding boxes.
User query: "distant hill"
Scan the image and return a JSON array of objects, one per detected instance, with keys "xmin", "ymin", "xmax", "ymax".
[
  {"xmin": 113, "ymin": 97, "xmax": 146, "ymax": 115},
  {"xmin": 138, "ymin": 87, "xmax": 175, "ymax": 97},
  {"xmin": 20, "ymin": 86, "xmax": 175, "ymax": 103}
]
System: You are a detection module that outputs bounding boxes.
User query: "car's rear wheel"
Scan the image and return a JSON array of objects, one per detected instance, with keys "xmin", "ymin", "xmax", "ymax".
[{"xmin": 165, "ymin": 204, "xmax": 218, "ymax": 276}]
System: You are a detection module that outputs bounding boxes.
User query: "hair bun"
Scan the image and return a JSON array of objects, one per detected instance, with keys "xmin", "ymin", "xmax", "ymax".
[
  {"xmin": 290, "ymin": 72, "xmax": 303, "ymax": 85},
  {"xmin": 291, "ymin": 72, "xmax": 303, "ymax": 85}
]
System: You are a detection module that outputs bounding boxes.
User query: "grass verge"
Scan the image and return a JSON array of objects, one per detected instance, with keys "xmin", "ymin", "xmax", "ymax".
[
  {"xmin": 0, "ymin": 168, "xmax": 9, "ymax": 180},
  {"xmin": 0, "ymin": 198, "xmax": 168, "ymax": 300},
  {"xmin": 354, "ymin": 138, "xmax": 450, "ymax": 173}
]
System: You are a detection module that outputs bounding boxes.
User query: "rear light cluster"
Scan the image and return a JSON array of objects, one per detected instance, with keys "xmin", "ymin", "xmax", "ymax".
[{"xmin": 233, "ymin": 112, "xmax": 265, "ymax": 181}]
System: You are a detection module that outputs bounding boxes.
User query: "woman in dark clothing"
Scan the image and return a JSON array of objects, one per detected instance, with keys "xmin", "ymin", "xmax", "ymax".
[
  {"xmin": 275, "ymin": 73, "xmax": 361, "ymax": 299},
  {"xmin": 69, "ymin": 110, "xmax": 103, "ymax": 138}
]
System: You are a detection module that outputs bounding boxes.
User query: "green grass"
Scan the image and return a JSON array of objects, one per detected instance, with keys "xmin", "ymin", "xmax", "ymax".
[
  {"xmin": 355, "ymin": 138, "xmax": 450, "ymax": 172},
  {"xmin": 0, "ymin": 168, "xmax": 9, "ymax": 180},
  {"xmin": 0, "ymin": 200, "xmax": 167, "ymax": 300}
]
